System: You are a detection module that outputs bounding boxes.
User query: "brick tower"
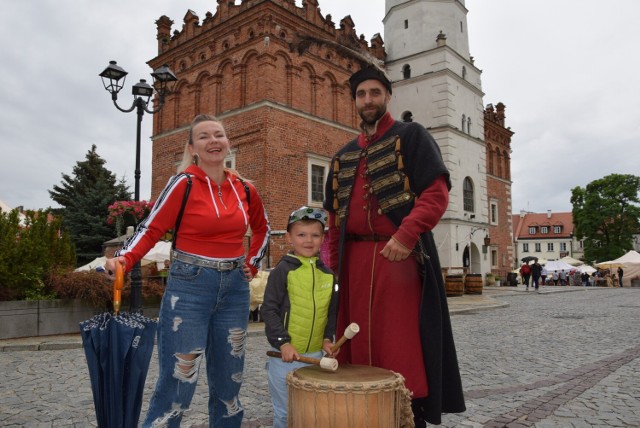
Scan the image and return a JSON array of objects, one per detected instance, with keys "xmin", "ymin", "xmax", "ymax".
[
  {"xmin": 484, "ymin": 102, "xmax": 515, "ymax": 278},
  {"xmin": 146, "ymin": 0, "xmax": 384, "ymax": 266}
]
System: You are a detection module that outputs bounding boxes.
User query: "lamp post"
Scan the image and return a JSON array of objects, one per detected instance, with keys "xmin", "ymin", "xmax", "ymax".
[{"xmin": 99, "ymin": 60, "xmax": 177, "ymax": 313}]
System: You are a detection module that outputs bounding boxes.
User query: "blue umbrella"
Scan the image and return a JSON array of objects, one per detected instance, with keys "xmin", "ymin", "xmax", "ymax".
[{"xmin": 80, "ymin": 264, "xmax": 158, "ymax": 427}]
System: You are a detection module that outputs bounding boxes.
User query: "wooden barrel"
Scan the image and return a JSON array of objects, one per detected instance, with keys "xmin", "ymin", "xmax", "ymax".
[
  {"xmin": 445, "ymin": 275, "xmax": 464, "ymax": 297},
  {"xmin": 464, "ymin": 273, "xmax": 483, "ymax": 295}
]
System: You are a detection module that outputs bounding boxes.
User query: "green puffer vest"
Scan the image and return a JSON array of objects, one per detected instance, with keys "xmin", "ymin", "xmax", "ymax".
[{"xmin": 286, "ymin": 255, "xmax": 335, "ymax": 353}]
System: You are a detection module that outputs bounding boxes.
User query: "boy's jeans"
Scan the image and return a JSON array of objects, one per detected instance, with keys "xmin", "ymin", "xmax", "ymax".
[
  {"xmin": 266, "ymin": 349, "xmax": 323, "ymax": 428},
  {"xmin": 143, "ymin": 257, "xmax": 249, "ymax": 428}
]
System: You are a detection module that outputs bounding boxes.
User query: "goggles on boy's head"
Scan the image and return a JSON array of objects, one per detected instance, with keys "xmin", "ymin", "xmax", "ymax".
[{"xmin": 288, "ymin": 206, "xmax": 328, "ymax": 227}]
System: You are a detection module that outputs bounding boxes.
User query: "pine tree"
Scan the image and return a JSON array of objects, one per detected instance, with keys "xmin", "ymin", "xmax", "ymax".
[{"xmin": 49, "ymin": 145, "xmax": 131, "ymax": 265}]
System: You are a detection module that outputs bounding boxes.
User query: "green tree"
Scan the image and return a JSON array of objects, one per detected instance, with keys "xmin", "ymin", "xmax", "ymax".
[
  {"xmin": 0, "ymin": 209, "xmax": 75, "ymax": 300},
  {"xmin": 571, "ymin": 174, "xmax": 640, "ymax": 264},
  {"xmin": 49, "ymin": 145, "xmax": 130, "ymax": 265}
]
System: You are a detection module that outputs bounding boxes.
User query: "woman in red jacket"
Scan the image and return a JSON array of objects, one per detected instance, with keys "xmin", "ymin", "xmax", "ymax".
[{"xmin": 106, "ymin": 114, "xmax": 270, "ymax": 428}]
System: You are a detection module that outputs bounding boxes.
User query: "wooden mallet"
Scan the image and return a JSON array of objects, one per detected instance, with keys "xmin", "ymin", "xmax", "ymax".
[
  {"xmin": 330, "ymin": 322, "xmax": 360, "ymax": 354},
  {"xmin": 266, "ymin": 351, "xmax": 339, "ymax": 371}
]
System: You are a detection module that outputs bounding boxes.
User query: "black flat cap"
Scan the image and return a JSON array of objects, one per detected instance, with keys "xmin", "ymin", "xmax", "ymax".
[{"xmin": 349, "ymin": 66, "xmax": 392, "ymax": 98}]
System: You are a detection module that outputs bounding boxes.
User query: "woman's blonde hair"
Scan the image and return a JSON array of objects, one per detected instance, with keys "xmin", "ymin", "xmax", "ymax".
[{"xmin": 177, "ymin": 114, "xmax": 250, "ymax": 181}]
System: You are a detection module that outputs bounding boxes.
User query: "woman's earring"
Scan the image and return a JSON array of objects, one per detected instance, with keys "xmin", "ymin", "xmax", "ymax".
[{"xmin": 192, "ymin": 154, "xmax": 199, "ymax": 166}]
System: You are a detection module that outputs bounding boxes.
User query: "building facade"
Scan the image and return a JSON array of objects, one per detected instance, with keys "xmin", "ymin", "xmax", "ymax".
[
  {"xmin": 512, "ymin": 210, "xmax": 585, "ymax": 267},
  {"xmin": 146, "ymin": 0, "xmax": 513, "ymax": 274},
  {"xmin": 484, "ymin": 102, "xmax": 515, "ymax": 278},
  {"xmin": 147, "ymin": 0, "xmax": 384, "ymax": 266}
]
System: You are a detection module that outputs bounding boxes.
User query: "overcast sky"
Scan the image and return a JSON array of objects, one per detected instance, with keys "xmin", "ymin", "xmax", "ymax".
[{"xmin": 1, "ymin": 0, "xmax": 639, "ymax": 214}]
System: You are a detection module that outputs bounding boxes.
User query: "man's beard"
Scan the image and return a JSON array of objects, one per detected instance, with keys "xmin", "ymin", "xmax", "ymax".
[{"xmin": 358, "ymin": 104, "xmax": 386, "ymax": 125}]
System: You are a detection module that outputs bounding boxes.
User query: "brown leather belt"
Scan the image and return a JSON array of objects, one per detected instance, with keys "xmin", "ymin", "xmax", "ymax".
[{"xmin": 345, "ymin": 233, "xmax": 392, "ymax": 242}]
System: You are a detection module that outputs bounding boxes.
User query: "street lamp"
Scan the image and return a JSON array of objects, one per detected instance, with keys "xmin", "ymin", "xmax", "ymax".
[{"xmin": 99, "ymin": 60, "xmax": 177, "ymax": 313}]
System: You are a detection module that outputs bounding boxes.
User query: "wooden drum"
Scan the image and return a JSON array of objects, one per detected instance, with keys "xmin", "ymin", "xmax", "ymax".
[{"xmin": 287, "ymin": 364, "xmax": 413, "ymax": 427}]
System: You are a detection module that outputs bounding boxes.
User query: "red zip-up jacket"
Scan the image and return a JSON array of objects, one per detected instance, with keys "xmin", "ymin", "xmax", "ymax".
[{"xmin": 117, "ymin": 165, "xmax": 270, "ymax": 275}]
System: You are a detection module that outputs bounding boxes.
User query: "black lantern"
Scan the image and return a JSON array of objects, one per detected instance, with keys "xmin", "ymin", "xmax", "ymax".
[
  {"xmin": 99, "ymin": 60, "xmax": 128, "ymax": 100},
  {"xmin": 151, "ymin": 63, "xmax": 178, "ymax": 104}
]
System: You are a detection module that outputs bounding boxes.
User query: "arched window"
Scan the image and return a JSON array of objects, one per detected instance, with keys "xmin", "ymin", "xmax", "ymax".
[
  {"xmin": 487, "ymin": 145, "xmax": 494, "ymax": 174},
  {"xmin": 402, "ymin": 64, "xmax": 411, "ymax": 79},
  {"xmin": 461, "ymin": 114, "xmax": 466, "ymax": 133},
  {"xmin": 462, "ymin": 66, "xmax": 467, "ymax": 80},
  {"xmin": 402, "ymin": 111, "xmax": 413, "ymax": 122},
  {"xmin": 467, "ymin": 117, "xmax": 472, "ymax": 135},
  {"xmin": 463, "ymin": 177, "xmax": 474, "ymax": 212},
  {"xmin": 503, "ymin": 149, "xmax": 510, "ymax": 179}
]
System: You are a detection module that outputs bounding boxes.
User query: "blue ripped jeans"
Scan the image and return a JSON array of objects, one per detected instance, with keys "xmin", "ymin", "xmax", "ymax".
[{"xmin": 142, "ymin": 257, "xmax": 249, "ymax": 428}]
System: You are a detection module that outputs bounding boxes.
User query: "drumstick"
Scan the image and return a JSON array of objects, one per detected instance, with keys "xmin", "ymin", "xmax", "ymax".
[
  {"xmin": 266, "ymin": 351, "xmax": 339, "ymax": 371},
  {"xmin": 330, "ymin": 322, "xmax": 360, "ymax": 354}
]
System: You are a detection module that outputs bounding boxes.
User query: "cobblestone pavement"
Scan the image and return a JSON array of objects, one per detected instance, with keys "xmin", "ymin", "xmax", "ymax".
[{"xmin": 1, "ymin": 287, "xmax": 639, "ymax": 427}]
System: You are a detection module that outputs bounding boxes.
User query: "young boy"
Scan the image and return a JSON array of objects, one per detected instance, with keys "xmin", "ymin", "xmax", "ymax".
[{"xmin": 261, "ymin": 206, "xmax": 338, "ymax": 428}]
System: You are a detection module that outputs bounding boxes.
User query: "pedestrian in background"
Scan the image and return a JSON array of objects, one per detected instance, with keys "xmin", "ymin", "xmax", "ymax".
[
  {"xmin": 580, "ymin": 271, "xmax": 588, "ymax": 286},
  {"xmin": 552, "ymin": 270, "xmax": 559, "ymax": 286},
  {"xmin": 617, "ymin": 266, "xmax": 624, "ymax": 287},
  {"xmin": 559, "ymin": 269, "xmax": 567, "ymax": 286},
  {"xmin": 606, "ymin": 272, "xmax": 614, "ymax": 287},
  {"xmin": 261, "ymin": 206, "xmax": 338, "ymax": 428},
  {"xmin": 106, "ymin": 114, "xmax": 271, "ymax": 427},
  {"xmin": 531, "ymin": 258, "xmax": 542, "ymax": 290},
  {"xmin": 520, "ymin": 262, "xmax": 532, "ymax": 290},
  {"xmin": 541, "ymin": 265, "xmax": 548, "ymax": 286}
]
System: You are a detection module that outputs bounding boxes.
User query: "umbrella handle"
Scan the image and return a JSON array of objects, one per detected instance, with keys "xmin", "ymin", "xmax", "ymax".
[{"xmin": 113, "ymin": 262, "xmax": 124, "ymax": 315}]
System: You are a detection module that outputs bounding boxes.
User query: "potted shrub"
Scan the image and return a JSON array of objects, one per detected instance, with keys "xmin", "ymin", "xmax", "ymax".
[
  {"xmin": 485, "ymin": 273, "xmax": 496, "ymax": 286},
  {"xmin": 494, "ymin": 276, "xmax": 501, "ymax": 287}
]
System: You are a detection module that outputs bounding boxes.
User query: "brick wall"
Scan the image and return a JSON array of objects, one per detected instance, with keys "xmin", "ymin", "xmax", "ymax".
[{"xmin": 147, "ymin": 0, "xmax": 378, "ymax": 267}]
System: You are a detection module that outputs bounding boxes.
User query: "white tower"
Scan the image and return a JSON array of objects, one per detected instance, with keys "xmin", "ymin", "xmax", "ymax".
[{"xmin": 384, "ymin": 0, "xmax": 489, "ymax": 275}]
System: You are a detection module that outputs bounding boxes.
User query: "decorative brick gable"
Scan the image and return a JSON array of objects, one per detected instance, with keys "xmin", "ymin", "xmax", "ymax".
[{"xmin": 147, "ymin": 0, "xmax": 383, "ymax": 266}]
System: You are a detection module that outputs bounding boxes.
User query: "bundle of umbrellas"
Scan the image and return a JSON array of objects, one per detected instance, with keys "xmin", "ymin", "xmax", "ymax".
[{"xmin": 80, "ymin": 263, "xmax": 158, "ymax": 428}]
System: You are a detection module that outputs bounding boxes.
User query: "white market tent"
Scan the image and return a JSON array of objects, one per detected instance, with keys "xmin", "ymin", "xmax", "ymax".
[
  {"xmin": 560, "ymin": 256, "xmax": 584, "ymax": 266},
  {"xmin": 576, "ymin": 264, "xmax": 597, "ymax": 274},
  {"xmin": 75, "ymin": 241, "xmax": 172, "ymax": 272},
  {"xmin": 544, "ymin": 259, "xmax": 576, "ymax": 273},
  {"xmin": 596, "ymin": 250, "xmax": 640, "ymax": 286},
  {"xmin": 142, "ymin": 240, "xmax": 172, "ymax": 269},
  {"xmin": 75, "ymin": 256, "xmax": 108, "ymax": 272},
  {"xmin": 596, "ymin": 250, "xmax": 640, "ymax": 265},
  {"xmin": 559, "ymin": 256, "xmax": 598, "ymax": 275}
]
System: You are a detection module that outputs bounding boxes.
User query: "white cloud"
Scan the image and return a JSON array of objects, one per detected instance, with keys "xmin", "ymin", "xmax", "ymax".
[{"xmin": 1, "ymin": 0, "xmax": 638, "ymax": 214}]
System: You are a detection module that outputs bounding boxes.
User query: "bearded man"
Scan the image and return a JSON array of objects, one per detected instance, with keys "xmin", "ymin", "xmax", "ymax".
[{"xmin": 324, "ymin": 66, "xmax": 466, "ymax": 426}]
